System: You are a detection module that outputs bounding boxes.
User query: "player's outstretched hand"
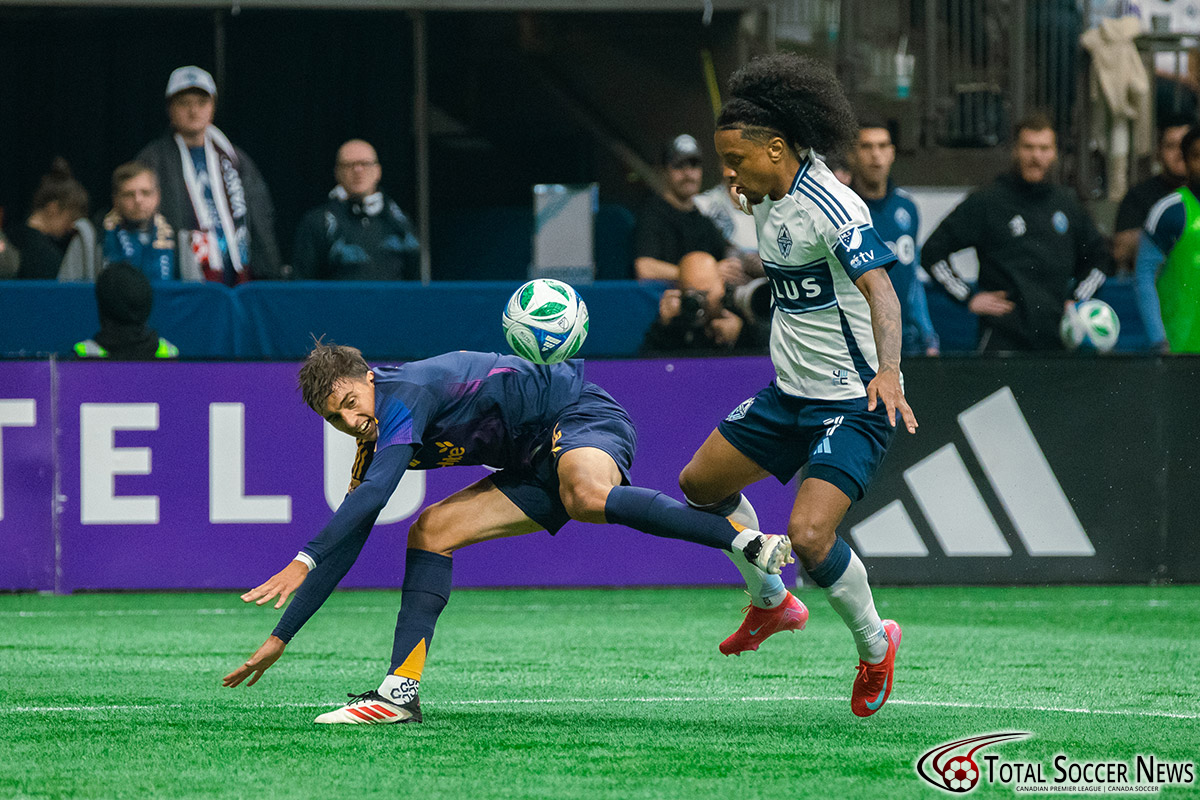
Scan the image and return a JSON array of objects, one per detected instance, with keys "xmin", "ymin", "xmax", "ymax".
[
  {"xmin": 867, "ymin": 368, "xmax": 918, "ymax": 434},
  {"xmin": 240, "ymin": 560, "xmax": 310, "ymax": 609},
  {"xmin": 222, "ymin": 635, "xmax": 286, "ymax": 688}
]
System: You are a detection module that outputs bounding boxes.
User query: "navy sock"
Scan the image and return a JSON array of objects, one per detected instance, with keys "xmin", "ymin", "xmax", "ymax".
[
  {"xmin": 805, "ymin": 536, "xmax": 852, "ymax": 588},
  {"xmin": 604, "ymin": 486, "xmax": 741, "ymax": 551},
  {"xmin": 389, "ymin": 548, "xmax": 453, "ymax": 679}
]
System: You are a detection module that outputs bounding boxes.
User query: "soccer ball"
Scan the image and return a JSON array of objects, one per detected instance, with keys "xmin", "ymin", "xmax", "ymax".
[
  {"xmin": 502, "ymin": 278, "xmax": 589, "ymax": 364},
  {"xmin": 1060, "ymin": 299, "xmax": 1120, "ymax": 353}
]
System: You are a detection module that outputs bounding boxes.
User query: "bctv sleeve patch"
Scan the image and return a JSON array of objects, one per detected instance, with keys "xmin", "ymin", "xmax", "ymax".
[{"xmin": 833, "ymin": 224, "xmax": 896, "ymax": 281}]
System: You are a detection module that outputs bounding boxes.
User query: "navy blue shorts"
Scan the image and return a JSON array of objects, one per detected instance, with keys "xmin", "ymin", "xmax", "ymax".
[
  {"xmin": 492, "ymin": 383, "xmax": 636, "ymax": 534},
  {"xmin": 717, "ymin": 382, "xmax": 895, "ymax": 502}
]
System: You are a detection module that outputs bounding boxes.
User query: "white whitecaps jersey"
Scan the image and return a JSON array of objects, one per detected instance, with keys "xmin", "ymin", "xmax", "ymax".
[{"xmin": 752, "ymin": 155, "xmax": 899, "ymax": 401}]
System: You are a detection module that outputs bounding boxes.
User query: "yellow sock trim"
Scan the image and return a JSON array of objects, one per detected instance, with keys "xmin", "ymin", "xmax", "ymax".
[
  {"xmin": 393, "ymin": 638, "xmax": 427, "ymax": 680},
  {"xmin": 727, "ymin": 518, "xmax": 747, "ymax": 533}
]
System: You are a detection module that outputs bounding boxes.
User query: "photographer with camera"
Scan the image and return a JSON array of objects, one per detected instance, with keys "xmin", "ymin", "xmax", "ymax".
[
  {"xmin": 641, "ymin": 254, "xmax": 771, "ymax": 352},
  {"xmin": 636, "ymin": 134, "xmax": 770, "ymax": 353}
]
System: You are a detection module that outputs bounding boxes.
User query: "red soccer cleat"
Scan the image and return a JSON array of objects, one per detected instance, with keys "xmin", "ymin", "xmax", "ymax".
[
  {"xmin": 851, "ymin": 619, "xmax": 902, "ymax": 718},
  {"xmin": 719, "ymin": 592, "xmax": 809, "ymax": 655}
]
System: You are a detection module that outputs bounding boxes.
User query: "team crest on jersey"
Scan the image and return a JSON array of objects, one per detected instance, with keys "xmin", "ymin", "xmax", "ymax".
[
  {"xmin": 1052, "ymin": 210, "xmax": 1069, "ymax": 234},
  {"xmin": 776, "ymin": 224, "xmax": 793, "ymax": 258},
  {"xmin": 725, "ymin": 398, "xmax": 756, "ymax": 422},
  {"xmin": 894, "ymin": 206, "xmax": 911, "ymax": 230},
  {"xmin": 837, "ymin": 225, "xmax": 863, "ymax": 251}
]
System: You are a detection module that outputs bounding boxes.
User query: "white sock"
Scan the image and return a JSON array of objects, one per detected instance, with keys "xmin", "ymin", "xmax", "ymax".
[
  {"xmin": 723, "ymin": 494, "xmax": 788, "ymax": 609},
  {"xmin": 378, "ymin": 674, "xmax": 419, "ymax": 704},
  {"xmin": 823, "ymin": 549, "xmax": 888, "ymax": 663}
]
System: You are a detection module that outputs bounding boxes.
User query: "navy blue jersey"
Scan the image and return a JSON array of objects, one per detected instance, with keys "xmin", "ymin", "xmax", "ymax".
[
  {"xmin": 860, "ymin": 185, "xmax": 939, "ymax": 354},
  {"xmin": 372, "ymin": 351, "xmax": 586, "ymax": 472}
]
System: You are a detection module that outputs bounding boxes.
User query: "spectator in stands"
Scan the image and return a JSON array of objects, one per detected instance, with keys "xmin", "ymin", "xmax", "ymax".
[
  {"xmin": 137, "ymin": 66, "xmax": 281, "ymax": 285},
  {"xmin": 641, "ymin": 258, "xmax": 758, "ymax": 352},
  {"xmin": 61, "ymin": 162, "xmax": 201, "ymax": 283},
  {"xmin": 1112, "ymin": 118, "xmax": 1192, "ymax": 274},
  {"xmin": 292, "ymin": 139, "xmax": 420, "ymax": 280},
  {"xmin": 825, "ymin": 152, "xmax": 853, "ymax": 186},
  {"xmin": 1135, "ymin": 123, "xmax": 1200, "ymax": 354},
  {"xmin": 73, "ymin": 262, "xmax": 179, "ymax": 360},
  {"xmin": 0, "ymin": 230, "xmax": 18, "ymax": 278},
  {"xmin": 923, "ymin": 113, "xmax": 1112, "ymax": 352},
  {"xmin": 633, "ymin": 134, "xmax": 743, "ymax": 285},
  {"xmin": 694, "ymin": 172, "xmax": 761, "ymax": 279},
  {"xmin": 7, "ymin": 158, "xmax": 89, "ymax": 279},
  {"xmin": 849, "ymin": 121, "xmax": 939, "ymax": 355}
]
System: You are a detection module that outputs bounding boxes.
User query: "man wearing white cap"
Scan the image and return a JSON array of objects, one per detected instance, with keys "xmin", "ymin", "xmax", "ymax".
[{"xmin": 136, "ymin": 66, "xmax": 281, "ymax": 284}]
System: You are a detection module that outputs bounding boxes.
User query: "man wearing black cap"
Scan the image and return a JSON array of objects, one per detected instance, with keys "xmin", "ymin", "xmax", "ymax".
[
  {"xmin": 633, "ymin": 134, "xmax": 736, "ymax": 283},
  {"xmin": 74, "ymin": 263, "xmax": 179, "ymax": 360},
  {"xmin": 634, "ymin": 134, "xmax": 753, "ymax": 350}
]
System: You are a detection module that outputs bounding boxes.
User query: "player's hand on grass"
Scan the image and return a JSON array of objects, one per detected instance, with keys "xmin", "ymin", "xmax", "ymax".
[
  {"xmin": 222, "ymin": 635, "xmax": 286, "ymax": 688},
  {"xmin": 867, "ymin": 367, "xmax": 918, "ymax": 434},
  {"xmin": 240, "ymin": 560, "xmax": 310, "ymax": 609}
]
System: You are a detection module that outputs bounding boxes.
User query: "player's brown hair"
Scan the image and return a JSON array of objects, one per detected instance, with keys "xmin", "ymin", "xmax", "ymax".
[{"xmin": 298, "ymin": 339, "xmax": 370, "ymax": 413}]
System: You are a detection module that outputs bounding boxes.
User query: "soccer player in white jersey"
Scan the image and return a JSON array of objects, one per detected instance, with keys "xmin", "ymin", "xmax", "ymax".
[{"xmin": 678, "ymin": 54, "xmax": 918, "ymax": 717}]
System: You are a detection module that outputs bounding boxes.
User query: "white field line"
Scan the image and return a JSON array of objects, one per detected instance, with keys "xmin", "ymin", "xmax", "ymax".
[
  {"xmin": 0, "ymin": 603, "xmax": 654, "ymax": 618},
  {"xmin": 0, "ymin": 598, "xmax": 1191, "ymax": 618},
  {"xmin": 5, "ymin": 696, "xmax": 1198, "ymax": 720}
]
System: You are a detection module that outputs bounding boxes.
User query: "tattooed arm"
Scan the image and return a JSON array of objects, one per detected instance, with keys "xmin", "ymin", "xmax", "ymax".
[{"xmin": 855, "ymin": 268, "xmax": 918, "ymax": 434}]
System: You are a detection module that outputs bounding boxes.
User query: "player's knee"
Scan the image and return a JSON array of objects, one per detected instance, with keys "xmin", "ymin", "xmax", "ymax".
[
  {"xmin": 407, "ymin": 506, "xmax": 451, "ymax": 555},
  {"xmin": 787, "ymin": 520, "xmax": 835, "ymax": 567},
  {"xmin": 678, "ymin": 463, "xmax": 714, "ymax": 506},
  {"xmin": 559, "ymin": 480, "xmax": 608, "ymax": 523}
]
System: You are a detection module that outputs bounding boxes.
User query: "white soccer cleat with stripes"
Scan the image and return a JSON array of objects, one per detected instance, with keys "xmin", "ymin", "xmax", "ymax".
[{"xmin": 313, "ymin": 690, "xmax": 422, "ymax": 725}]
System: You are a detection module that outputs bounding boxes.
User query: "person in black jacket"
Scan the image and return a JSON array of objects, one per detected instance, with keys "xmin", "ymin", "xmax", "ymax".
[
  {"xmin": 292, "ymin": 140, "xmax": 420, "ymax": 281},
  {"xmin": 923, "ymin": 113, "xmax": 1113, "ymax": 352}
]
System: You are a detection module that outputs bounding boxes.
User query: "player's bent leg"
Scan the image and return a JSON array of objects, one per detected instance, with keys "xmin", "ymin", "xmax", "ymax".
[
  {"xmin": 408, "ymin": 476, "xmax": 545, "ymax": 555},
  {"xmin": 789, "ymin": 476, "xmax": 898, "ymax": 717},
  {"xmin": 556, "ymin": 446, "xmax": 623, "ymax": 524},
  {"xmin": 556, "ymin": 446, "xmax": 791, "ymax": 573},
  {"xmin": 678, "ymin": 428, "xmax": 770, "ymax": 505},
  {"xmin": 678, "ymin": 430, "xmax": 803, "ymax": 651},
  {"xmin": 316, "ymin": 478, "xmax": 543, "ymax": 725}
]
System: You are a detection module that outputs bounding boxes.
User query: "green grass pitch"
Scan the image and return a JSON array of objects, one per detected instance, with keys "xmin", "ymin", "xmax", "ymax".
[{"xmin": 2, "ymin": 585, "xmax": 1196, "ymax": 799}]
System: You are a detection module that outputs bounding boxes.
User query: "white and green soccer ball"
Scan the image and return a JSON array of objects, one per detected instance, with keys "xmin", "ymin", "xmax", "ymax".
[
  {"xmin": 1060, "ymin": 298, "xmax": 1120, "ymax": 353},
  {"xmin": 502, "ymin": 278, "xmax": 589, "ymax": 364}
]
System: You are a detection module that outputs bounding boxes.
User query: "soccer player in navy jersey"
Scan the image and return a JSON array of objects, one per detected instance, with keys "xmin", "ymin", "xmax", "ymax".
[
  {"xmin": 849, "ymin": 121, "xmax": 939, "ymax": 356},
  {"xmin": 222, "ymin": 342, "xmax": 792, "ymax": 724},
  {"xmin": 679, "ymin": 54, "xmax": 917, "ymax": 717}
]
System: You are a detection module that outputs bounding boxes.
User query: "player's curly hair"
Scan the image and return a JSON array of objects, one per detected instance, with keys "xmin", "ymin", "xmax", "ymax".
[
  {"xmin": 298, "ymin": 338, "xmax": 370, "ymax": 413},
  {"xmin": 717, "ymin": 53, "xmax": 857, "ymax": 157}
]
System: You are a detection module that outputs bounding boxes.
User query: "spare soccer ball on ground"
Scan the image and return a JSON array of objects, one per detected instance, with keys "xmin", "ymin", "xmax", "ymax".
[
  {"xmin": 1060, "ymin": 298, "xmax": 1120, "ymax": 353},
  {"xmin": 502, "ymin": 278, "xmax": 589, "ymax": 364}
]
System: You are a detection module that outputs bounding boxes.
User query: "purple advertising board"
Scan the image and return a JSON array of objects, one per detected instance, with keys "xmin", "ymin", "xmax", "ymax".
[
  {"xmin": 0, "ymin": 361, "xmax": 54, "ymax": 591},
  {"xmin": 46, "ymin": 358, "xmax": 795, "ymax": 592},
  {"xmin": 2, "ymin": 356, "xmax": 1192, "ymax": 592}
]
